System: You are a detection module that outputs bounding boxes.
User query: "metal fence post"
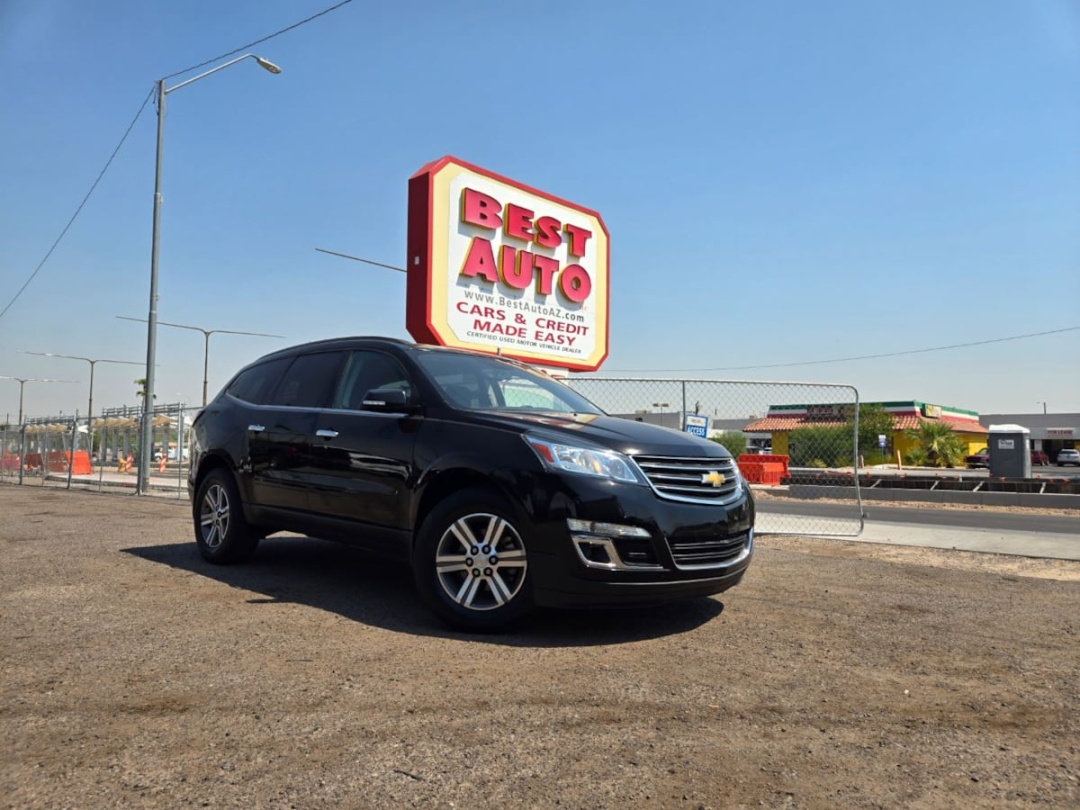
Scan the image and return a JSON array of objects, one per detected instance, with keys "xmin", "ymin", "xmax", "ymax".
[
  {"xmin": 18, "ymin": 424, "xmax": 25, "ymax": 486},
  {"xmin": 176, "ymin": 404, "xmax": 185, "ymax": 497},
  {"xmin": 42, "ymin": 426, "xmax": 49, "ymax": 487},
  {"xmin": 66, "ymin": 413, "xmax": 77, "ymax": 490},
  {"xmin": 97, "ymin": 417, "xmax": 107, "ymax": 492}
]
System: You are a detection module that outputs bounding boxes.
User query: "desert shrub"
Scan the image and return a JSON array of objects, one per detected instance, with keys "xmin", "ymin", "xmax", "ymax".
[
  {"xmin": 710, "ymin": 431, "xmax": 747, "ymax": 458},
  {"xmin": 788, "ymin": 426, "xmax": 849, "ymax": 467},
  {"xmin": 904, "ymin": 447, "xmax": 930, "ymax": 467}
]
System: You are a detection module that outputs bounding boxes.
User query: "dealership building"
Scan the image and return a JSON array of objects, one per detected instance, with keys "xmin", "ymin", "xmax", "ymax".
[
  {"xmin": 742, "ymin": 400, "xmax": 989, "ymax": 458},
  {"xmin": 978, "ymin": 412, "xmax": 1080, "ymax": 458}
]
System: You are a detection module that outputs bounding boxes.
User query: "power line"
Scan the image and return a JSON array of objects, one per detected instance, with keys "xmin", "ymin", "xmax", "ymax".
[
  {"xmin": 0, "ymin": 86, "xmax": 156, "ymax": 322},
  {"xmin": 602, "ymin": 325, "xmax": 1080, "ymax": 374},
  {"xmin": 319, "ymin": 246, "xmax": 408, "ymax": 274},
  {"xmin": 2, "ymin": 1, "xmax": 356, "ymax": 324},
  {"xmin": 162, "ymin": 0, "xmax": 355, "ymax": 81}
]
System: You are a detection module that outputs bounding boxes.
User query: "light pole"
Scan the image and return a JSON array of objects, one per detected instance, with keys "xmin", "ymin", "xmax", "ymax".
[
  {"xmin": 20, "ymin": 352, "xmax": 143, "ymax": 429},
  {"xmin": 21, "ymin": 352, "xmax": 143, "ymax": 465},
  {"xmin": 652, "ymin": 401, "xmax": 670, "ymax": 429},
  {"xmin": 1037, "ymin": 401, "xmax": 1048, "ymax": 415},
  {"xmin": 139, "ymin": 53, "xmax": 282, "ymax": 495},
  {"xmin": 118, "ymin": 316, "xmax": 283, "ymax": 406},
  {"xmin": 0, "ymin": 377, "xmax": 78, "ymax": 425}
]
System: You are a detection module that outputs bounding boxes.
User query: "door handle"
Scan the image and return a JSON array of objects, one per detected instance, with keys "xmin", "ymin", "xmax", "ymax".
[
  {"xmin": 315, "ymin": 429, "xmax": 339, "ymax": 439},
  {"xmin": 248, "ymin": 424, "xmax": 265, "ymax": 433}
]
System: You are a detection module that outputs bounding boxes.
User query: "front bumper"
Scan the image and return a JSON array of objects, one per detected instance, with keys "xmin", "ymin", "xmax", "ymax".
[{"xmin": 519, "ymin": 473, "xmax": 755, "ymax": 609}]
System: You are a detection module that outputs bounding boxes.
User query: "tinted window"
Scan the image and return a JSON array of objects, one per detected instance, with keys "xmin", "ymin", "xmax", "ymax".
[
  {"xmin": 333, "ymin": 351, "xmax": 414, "ymax": 410},
  {"xmin": 226, "ymin": 358, "xmax": 291, "ymax": 405},
  {"xmin": 267, "ymin": 351, "xmax": 346, "ymax": 408}
]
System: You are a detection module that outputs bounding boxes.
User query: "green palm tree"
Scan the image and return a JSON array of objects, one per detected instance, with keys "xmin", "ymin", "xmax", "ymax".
[
  {"xmin": 134, "ymin": 378, "xmax": 156, "ymax": 403},
  {"xmin": 905, "ymin": 421, "xmax": 965, "ymax": 468}
]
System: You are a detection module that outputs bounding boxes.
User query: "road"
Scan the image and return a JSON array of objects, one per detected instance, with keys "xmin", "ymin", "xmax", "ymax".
[
  {"xmin": 855, "ymin": 464, "xmax": 1080, "ymax": 479},
  {"xmin": 757, "ymin": 497, "xmax": 1079, "ymax": 535}
]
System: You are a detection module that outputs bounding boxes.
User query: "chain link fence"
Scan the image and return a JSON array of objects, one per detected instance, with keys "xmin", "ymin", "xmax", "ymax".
[
  {"xmin": 565, "ymin": 377, "xmax": 864, "ymax": 536},
  {"xmin": 3, "ymin": 380, "xmax": 864, "ymax": 536},
  {"xmin": 1, "ymin": 402, "xmax": 196, "ymax": 498}
]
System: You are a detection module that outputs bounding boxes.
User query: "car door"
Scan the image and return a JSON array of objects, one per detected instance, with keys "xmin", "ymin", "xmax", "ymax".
[
  {"xmin": 308, "ymin": 350, "xmax": 420, "ymax": 543},
  {"xmin": 222, "ymin": 356, "xmax": 292, "ymax": 507},
  {"xmin": 250, "ymin": 350, "xmax": 346, "ymax": 514}
]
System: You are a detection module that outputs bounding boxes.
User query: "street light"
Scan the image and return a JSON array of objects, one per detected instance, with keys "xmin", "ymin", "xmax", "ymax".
[
  {"xmin": 19, "ymin": 352, "xmax": 143, "ymax": 427},
  {"xmin": 652, "ymin": 401, "xmax": 671, "ymax": 428},
  {"xmin": 0, "ymin": 377, "xmax": 77, "ymax": 425},
  {"xmin": 139, "ymin": 53, "xmax": 282, "ymax": 495},
  {"xmin": 1037, "ymin": 401, "xmax": 1048, "ymax": 415},
  {"xmin": 117, "ymin": 316, "xmax": 283, "ymax": 406}
]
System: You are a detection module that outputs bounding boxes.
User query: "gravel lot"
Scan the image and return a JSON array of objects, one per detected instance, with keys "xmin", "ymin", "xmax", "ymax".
[{"xmin": 3, "ymin": 486, "xmax": 1079, "ymax": 808}]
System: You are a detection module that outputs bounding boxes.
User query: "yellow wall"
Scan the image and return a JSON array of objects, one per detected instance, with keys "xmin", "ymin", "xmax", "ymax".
[
  {"xmin": 772, "ymin": 433, "xmax": 789, "ymax": 456},
  {"xmin": 765, "ymin": 429, "xmax": 985, "ymax": 460},
  {"xmin": 960, "ymin": 435, "xmax": 987, "ymax": 455},
  {"xmin": 894, "ymin": 431, "xmax": 916, "ymax": 458}
]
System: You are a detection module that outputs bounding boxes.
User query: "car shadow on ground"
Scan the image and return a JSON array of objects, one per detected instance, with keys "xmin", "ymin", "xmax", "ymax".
[{"xmin": 123, "ymin": 534, "xmax": 724, "ymax": 648}]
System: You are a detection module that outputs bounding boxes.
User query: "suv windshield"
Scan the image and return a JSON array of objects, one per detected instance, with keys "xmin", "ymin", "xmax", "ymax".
[{"xmin": 414, "ymin": 350, "xmax": 603, "ymax": 415}]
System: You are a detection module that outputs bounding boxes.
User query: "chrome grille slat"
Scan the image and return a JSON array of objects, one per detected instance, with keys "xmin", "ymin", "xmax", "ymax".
[
  {"xmin": 632, "ymin": 454, "xmax": 741, "ymax": 505},
  {"xmin": 649, "ymin": 472, "xmax": 713, "ymax": 482},
  {"xmin": 668, "ymin": 532, "xmax": 751, "ymax": 569},
  {"xmin": 657, "ymin": 483, "xmax": 735, "ymax": 495},
  {"xmin": 637, "ymin": 461, "xmax": 736, "ymax": 472}
]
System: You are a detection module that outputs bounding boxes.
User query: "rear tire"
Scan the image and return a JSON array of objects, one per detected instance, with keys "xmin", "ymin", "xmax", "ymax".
[
  {"xmin": 413, "ymin": 488, "xmax": 533, "ymax": 632},
  {"xmin": 193, "ymin": 469, "xmax": 260, "ymax": 564}
]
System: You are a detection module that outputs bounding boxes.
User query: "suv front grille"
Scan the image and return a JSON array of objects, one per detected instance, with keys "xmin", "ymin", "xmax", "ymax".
[
  {"xmin": 668, "ymin": 531, "xmax": 751, "ymax": 569},
  {"xmin": 633, "ymin": 455, "xmax": 740, "ymax": 504}
]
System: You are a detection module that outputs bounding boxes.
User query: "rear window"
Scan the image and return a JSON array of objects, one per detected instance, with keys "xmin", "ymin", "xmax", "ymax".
[
  {"xmin": 267, "ymin": 352, "xmax": 346, "ymax": 408},
  {"xmin": 226, "ymin": 358, "xmax": 291, "ymax": 405}
]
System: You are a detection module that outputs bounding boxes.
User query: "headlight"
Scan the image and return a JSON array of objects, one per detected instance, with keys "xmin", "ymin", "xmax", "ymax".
[{"xmin": 524, "ymin": 435, "xmax": 646, "ymax": 485}]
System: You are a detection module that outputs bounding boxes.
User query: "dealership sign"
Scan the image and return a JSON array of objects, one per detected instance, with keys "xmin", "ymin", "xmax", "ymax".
[{"xmin": 406, "ymin": 156, "xmax": 609, "ymax": 370}]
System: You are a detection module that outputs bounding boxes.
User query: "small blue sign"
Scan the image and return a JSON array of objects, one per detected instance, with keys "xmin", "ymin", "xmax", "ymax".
[{"xmin": 684, "ymin": 413, "xmax": 710, "ymax": 439}]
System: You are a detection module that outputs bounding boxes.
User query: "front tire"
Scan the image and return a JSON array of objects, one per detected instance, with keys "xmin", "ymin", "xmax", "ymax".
[
  {"xmin": 193, "ymin": 469, "xmax": 260, "ymax": 564},
  {"xmin": 413, "ymin": 488, "xmax": 533, "ymax": 632}
]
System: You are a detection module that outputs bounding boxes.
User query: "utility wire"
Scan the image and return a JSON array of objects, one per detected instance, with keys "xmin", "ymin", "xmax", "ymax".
[
  {"xmin": 162, "ymin": 0, "xmax": 355, "ymax": 81},
  {"xmin": 1, "ymin": 1, "xmax": 355, "ymax": 323},
  {"xmin": 0, "ymin": 86, "xmax": 156, "ymax": 322},
  {"xmin": 316, "ymin": 247, "xmax": 406, "ymax": 273},
  {"xmin": 603, "ymin": 325, "xmax": 1080, "ymax": 374}
]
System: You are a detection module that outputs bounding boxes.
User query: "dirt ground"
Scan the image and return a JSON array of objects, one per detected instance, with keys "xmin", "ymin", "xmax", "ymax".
[{"xmin": 2, "ymin": 487, "xmax": 1078, "ymax": 809}]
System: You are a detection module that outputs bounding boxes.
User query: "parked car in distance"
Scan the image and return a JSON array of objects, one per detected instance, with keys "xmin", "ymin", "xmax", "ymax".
[
  {"xmin": 1057, "ymin": 448, "xmax": 1080, "ymax": 467},
  {"xmin": 968, "ymin": 447, "xmax": 1051, "ymax": 468},
  {"xmin": 188, "ymin": 337, "xmax": 755, "ymax": 631}
]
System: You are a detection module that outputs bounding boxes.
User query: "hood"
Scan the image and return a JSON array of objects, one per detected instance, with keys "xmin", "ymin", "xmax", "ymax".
[{"xmin": 467, "ymin": 411, "xmax": 733, "ymax": 458}]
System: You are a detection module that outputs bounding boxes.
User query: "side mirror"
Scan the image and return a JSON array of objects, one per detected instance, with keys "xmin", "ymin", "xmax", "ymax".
[{"xmin": 360, "ymin": 388, "xmax": 418, "ymax": 414}]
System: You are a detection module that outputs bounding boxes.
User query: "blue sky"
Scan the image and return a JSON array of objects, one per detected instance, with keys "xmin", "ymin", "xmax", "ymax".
[{"xmin": 1, "ymin": 0, "xmax": 1077, "ymax": 419}]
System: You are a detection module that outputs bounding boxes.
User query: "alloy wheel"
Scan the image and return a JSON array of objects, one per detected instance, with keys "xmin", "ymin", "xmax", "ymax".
[
  {"xmin": 200, "ymin": 483, "xmax": 230, "ymax": 550},
  {"xmin": 434, "ymin": 512, "xmax": 527, "ymax": 611}
]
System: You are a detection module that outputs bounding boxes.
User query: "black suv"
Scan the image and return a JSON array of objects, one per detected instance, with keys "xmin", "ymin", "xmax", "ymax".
[{"xmin": 188, "ymin": 337, "xmax": 754, "ymax": 630}]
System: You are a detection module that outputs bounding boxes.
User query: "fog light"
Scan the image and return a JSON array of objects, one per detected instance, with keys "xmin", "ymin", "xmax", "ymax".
[
  {"xmin": 576, "ymin": 540, "xmax": 613, "ymax": 566},
  {"xmin": 567, "ymin": 519, "xmax": 662, "ymax": 571},
  {"xmin": 567, "ymin": 519, "xmax": 651, "ymax": 539}
]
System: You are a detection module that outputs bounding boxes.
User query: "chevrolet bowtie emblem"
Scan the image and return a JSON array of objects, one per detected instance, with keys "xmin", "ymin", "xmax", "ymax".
[{"xmin": 702, "ymin": 471, "xmax": 725, "ymax": 487}]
